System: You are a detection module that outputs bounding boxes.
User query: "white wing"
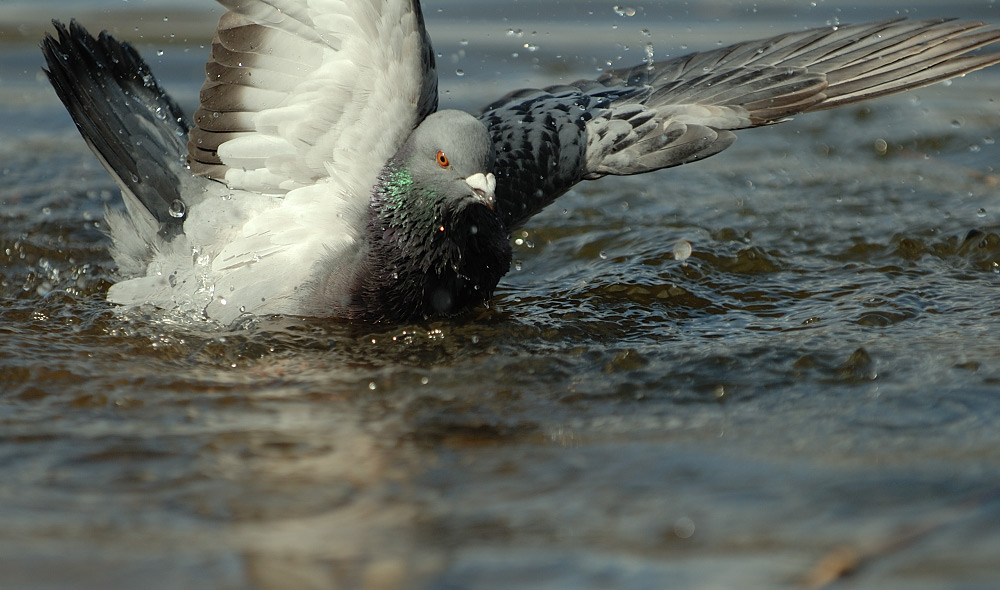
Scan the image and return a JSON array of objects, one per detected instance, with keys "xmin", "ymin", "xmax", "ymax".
[
  {"xmin": 177, "ymin": 0, "xmax": 438, "ymax": 323},
  {"xmin": 189, "ymin": 0, "xmax": 438, "ymax": 194}
]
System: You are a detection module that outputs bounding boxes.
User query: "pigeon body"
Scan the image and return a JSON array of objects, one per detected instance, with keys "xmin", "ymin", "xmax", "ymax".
[
  {"xmin": 312, "ymin": 110, "xmax": 510, "ymax": 321},
  {"xmin": 40, "ymin": 3, "xmax": 1000, "ymax": 324}
]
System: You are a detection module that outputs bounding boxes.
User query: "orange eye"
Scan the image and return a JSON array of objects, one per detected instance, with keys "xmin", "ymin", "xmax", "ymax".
[{"xmin": 436, "ymin": 150, "xmax": 449, "ymax": 168}]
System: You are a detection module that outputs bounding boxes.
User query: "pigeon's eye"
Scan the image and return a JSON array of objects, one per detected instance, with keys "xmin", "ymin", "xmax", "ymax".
[{"xmin": 436, "ymin": 151, "xmax": 450, "ymax": 168}]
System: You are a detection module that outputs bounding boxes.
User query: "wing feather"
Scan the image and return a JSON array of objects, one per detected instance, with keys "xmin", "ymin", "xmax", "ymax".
[
  {"xmin": 188, "ymin": 0, "xmax": 437, "ymax": 196},
  {"xmin": 181, "ymin": 0, "xmax": 437, "ymax": 321},
  {"xmin": 481, "ymin": 18, "xmax": 1000, "ymax": 230}
]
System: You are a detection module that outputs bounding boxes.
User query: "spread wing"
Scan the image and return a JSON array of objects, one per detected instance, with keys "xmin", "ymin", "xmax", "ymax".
[
  {"xmin": 176, "ymin": 0, "xmax": 438, "ymax": 323},
  {"xmin": 480, "ymin": 18, "xmax": 1000, "ymax": 230},
  {"xmin": 188, "ymin": 0, "xmax": 437, "ymax": 196}
]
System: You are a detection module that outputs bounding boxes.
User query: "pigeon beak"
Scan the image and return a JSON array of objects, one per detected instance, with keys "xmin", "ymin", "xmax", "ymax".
[{"xmin": 465, "ymin": 172, "xmax": 497, "ymax": 211}]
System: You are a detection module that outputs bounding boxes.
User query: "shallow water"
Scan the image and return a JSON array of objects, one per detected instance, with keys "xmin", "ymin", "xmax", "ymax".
[{"xmin": 3, "ymin": 1, "xmax": 1000, "ymax": 589}]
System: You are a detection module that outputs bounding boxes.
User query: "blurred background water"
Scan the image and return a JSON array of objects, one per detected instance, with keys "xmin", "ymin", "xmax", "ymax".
[{"xmin": 2, "ymin": 1, "xmax": 1000, "ymax": 589}]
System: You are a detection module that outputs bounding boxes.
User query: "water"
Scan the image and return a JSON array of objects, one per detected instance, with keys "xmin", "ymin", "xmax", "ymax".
[{"xmin": 3, "ymin": 1, "xmax": 1000, "ymax": 588}]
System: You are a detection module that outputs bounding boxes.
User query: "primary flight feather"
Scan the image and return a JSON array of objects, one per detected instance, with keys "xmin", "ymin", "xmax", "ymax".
[{"xmin": 40, "ymin": 2, "xmax": 1000, "ymax": 324}]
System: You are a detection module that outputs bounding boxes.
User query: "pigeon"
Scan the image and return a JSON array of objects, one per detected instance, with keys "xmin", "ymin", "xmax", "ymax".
[{"xmin": 41, "ymin": 2, "xmax": 1000, "ymax": 324}]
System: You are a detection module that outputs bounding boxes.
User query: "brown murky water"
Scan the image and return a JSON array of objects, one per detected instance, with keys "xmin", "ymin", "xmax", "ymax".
[{"xmin": 2, "ymin": 2, "xmax": 1000, "ymax": 588}]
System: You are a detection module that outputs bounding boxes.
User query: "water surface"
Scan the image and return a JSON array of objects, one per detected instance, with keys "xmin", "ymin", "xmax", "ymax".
[{"xmin": 2, "ymin": 1, "xmax": 1000, "ymax": 588}]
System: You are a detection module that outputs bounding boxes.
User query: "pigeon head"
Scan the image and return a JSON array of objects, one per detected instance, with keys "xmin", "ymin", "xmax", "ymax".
[
  {"xmin": 402, "ymin": 110, "xmax": 498, "ymax": 212},
  {"xmin": 362, "ymin": 110, "xmax": 512, "ymax": 320}
]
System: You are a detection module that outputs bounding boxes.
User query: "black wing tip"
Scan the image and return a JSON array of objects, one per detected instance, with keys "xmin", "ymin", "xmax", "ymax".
[{"xmin": 39, "ymin": 16, "xmax": 192, "ymax": 238}]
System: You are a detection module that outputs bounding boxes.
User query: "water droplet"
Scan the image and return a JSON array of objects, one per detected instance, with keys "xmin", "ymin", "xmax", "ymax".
[
  {"xmin": 977, "ymin": 208, "xmax": 987, "ymax": 218},
  {"xmin": 673, "ymin": 240, "xmax": 693, "ymax": 262},
  {"xmin": 673, "ymin": 516, "xmax": 696, "ymax": 539},
  {"xmin": 156, "ymin": 49, "xmax": 164, "ymax": 57},
  {"xmin": 455, "ymin": 69, "xmax": 465, "ymax": 77},
  {"xmin": 599, "ymin": 250, "xmax": 608, "ymax": 260},
  {"xmin": 368, "ymin": 382, "xmax": 377, "ymax": 391},
  {"xmin": 168, "ymin": 199, "xmax": 186, "ymax": 218}
]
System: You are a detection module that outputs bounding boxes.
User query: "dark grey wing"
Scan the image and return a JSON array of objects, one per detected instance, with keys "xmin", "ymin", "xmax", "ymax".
[
  {"xmin": 479, "ymin": 18, "xmax": 1000, "ymax": 230},
  {"xmin": 41, "ymin": 20, "xmax": 192, "ymax": 238}
]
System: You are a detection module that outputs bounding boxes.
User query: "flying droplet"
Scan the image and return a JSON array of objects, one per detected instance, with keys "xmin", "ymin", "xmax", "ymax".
[
  {"xmin": 673, "ymin": 516, "xmax": 696, "ymax": 539},
  {"xmin": 168, "ymin": 199, "xmax": 186, "ymax": 218},
  {"xmin": 673, "ymin": 240, "xmax": 693, "ymax": 262}
]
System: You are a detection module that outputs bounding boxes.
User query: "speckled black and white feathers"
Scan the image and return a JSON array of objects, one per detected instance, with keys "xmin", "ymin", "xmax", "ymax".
[
  {"xmin": 479, "ymin": 84, "xmax": 735, "ymax": 230},
  {"xmin": 480, "ymin": 18, "xmax": 1000, "ymax": 231}
]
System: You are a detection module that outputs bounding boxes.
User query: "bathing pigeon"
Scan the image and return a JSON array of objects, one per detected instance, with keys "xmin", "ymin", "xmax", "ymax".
[{"xmin": 41, "ymin": 1, "xmax": 1000, "ymax": 324}]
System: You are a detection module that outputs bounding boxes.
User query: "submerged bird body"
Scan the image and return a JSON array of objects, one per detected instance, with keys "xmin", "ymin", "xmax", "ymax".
[{"xmin": 40, "ymin": 3, "xmax": 1000, "ymax": 324}]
